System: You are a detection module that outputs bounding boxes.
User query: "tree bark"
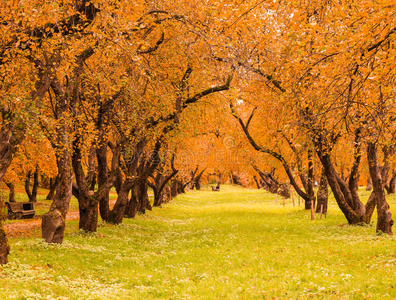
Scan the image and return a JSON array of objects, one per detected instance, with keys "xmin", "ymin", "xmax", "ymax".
[
  {"xmin": 385, "ymin": 172, "xmax": 396, "ymax": 194},
  {"xmin": 46, "ymin": 175, "xmax": 60, "ymax": 200},
  {"xmin": 42, "ymin": 146, "xmax": 73, "ymax": 243},
  {"xmin": 319, "ymin": 153, "xmax": 364, "ymax": 224},
  {"xmin": 4, "ymin": 181, "xmax": 15, "ymax": 203},
  {"xmin": 25, "ymin": 167, "xmax": 39, "ymax": 203},
  {"xmin": 108, "ymin": 179, "xmax": 134, "ymax": 224},
  {"xmin": 171, "ymin": 179, "xmax": 178, "ymax": 197},
  {"xmin": 0, "ymin": 201, "xmax": 9, "ymax": 265},
  {"xmin": 316, "ymin": 169, "xmax": 328, "ymax": 214},
  {"xmin": 364, "ymin": 145, "xmax": 392, "ymax": 224},
  {"xmin": 367, "ymin": 143, "xmax": 393, "ymax": 235},
  {"xmin": 125, "ymin": 186, "xmax": 137, "ymax": 218},
  {"xmin": 193, "ymin": 169, "xmax": 206, "ymax": 190},
  {"xmin": 152, "ymin": 156, "xmax": 178, "ymax": 207},
  {"xmin": 253, "ymin": 175, "xmax": 262, "ymax": 189},
  {"xmin": 0, "ymin": 223, "xmax": 9, "ymax": 265},
  {"xmin": 78, "ymin": 193, "xmax": 99, "ymax": 232},
  {"xmin": 366, "ymin": 177, "xmax": 373, "ymax": 191},
  {"xmin": 137, "ymin": 179, "xmax": 151, "ymax": 214}
]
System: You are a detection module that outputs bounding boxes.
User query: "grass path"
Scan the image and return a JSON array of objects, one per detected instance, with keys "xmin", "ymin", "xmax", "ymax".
[{"xmin": 1, "ymin": 185, "xmax": 395, "ymax": 299}]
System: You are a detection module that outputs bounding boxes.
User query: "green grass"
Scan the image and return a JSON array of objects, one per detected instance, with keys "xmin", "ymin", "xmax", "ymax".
[{"xmin": 1, "ymin": 185, "xmax": 396, "ymax": 299}]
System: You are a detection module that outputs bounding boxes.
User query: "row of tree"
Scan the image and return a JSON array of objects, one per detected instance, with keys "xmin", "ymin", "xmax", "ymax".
[{"xmin": 1, "ymin": 0, "xmax": 396, "ymax": 264}]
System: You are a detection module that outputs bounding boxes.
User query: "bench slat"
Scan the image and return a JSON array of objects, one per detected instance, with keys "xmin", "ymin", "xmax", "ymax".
[{"xmin": 5, "ymin": 202, "xmax": 35, "ymax": 219}]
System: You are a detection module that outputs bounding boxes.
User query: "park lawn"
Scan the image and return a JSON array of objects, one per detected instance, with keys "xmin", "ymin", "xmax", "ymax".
[{"xmin": 0, "ymin": 185, "xmax": 395, "ymax": 299}]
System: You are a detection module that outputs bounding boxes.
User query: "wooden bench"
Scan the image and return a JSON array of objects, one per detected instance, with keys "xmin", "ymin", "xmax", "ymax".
[
  {"xmin": 5, "ymin": 202, "xmax": 35, "ymax": 220},
  {"xmin": 211, "ymin": 183, "xmax": 220, "ymax": 192}
]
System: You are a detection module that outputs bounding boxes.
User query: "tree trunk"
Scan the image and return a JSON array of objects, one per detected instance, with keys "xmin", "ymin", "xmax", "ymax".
[
  {"xmin": 0, "ymin": 118, "xmax": 27, "ymax": 183},
  {"xmin": 316, "ymin": 169, "xmax": 328, "ymax": 214},
  {"xmin": 367, "ymin": 143, "xmax": 393, "ymax": 235},
  {"xmin": 125, "ymin": 186, "xmax": 138, "ymax": 218},
  {"xmin": 4, "ymin": 181, "xmax": 15, "ymax": 203},
  {"xmin": 0, "ymin": 201, "xmax": 9, "ymax": 264},
  {"xmin": 366, "ymin": 177, "xmax": 373, "ymax": 191},
  {"xmin": 194, "ymin": 169, "xmax": 206, "ymax": 190},
  {"xmin": 277, "ymin": 183, "xmax": 290, "ymax": 198},
  {"xmin": 253, "ymin": 176, "xmax": 261, "ymax": 189},
  {"xmin": 0, "ymin": 224, "xmax": 9, "ymax": 265},
  {"xmin": 171, "ymin": 180, "xmax": 178, "ymax": 197},
  {"xmin": 385, "ymin": 173, "xmax": 396, "ymax": 194},
  {"xmin": 97, "ymin": 143, "xmax": 110, "ymax": 222},
  {"xmin": 25, "ymin": 167, "xmax": 39, "ymax": 203},
  {"xmin": 137, "ymin": 180, "xmax": 150, "ymax": 214},
  {"xmin": 364, "ymin": 192, "xmax": 376, "ymax": 224},
  {"xmin": 108, "ymin": 179, "xmax": 133, "ymax": 224},
  {"xmin": 46, "ymin": 176, "xmax": 60, "ymax": 200},
  {"xmin": 41, "ymin": 169, "xmax": 72, "ymax": 243},
  {"xmin": 42, "ymin": 123, "xmax": 73, "ymax": 244},
  {"xmin": 163, "ymin": 185, "xmax": 172, "ymax": 203},
  {"xmin": 78, "ymin": 193, "xmax": 99, "ymax": 232},
  {"xmin": 315, "ymin": 148, "xmax": 364, "ymax": 224},
  {"xmin": 31, "ymin": 168, "xmax": 39, "ymax": 202}
]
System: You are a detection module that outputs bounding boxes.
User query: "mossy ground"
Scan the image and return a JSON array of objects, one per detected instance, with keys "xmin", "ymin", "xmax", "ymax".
[{"xmin": 0, "ymin": 185, "xmax": 395, "ymax": 299}]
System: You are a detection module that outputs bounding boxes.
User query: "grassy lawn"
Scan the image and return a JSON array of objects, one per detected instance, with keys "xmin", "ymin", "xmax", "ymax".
[{"xmin": 1, "ymin": 185, "xmax": 395, "ymax": 299}]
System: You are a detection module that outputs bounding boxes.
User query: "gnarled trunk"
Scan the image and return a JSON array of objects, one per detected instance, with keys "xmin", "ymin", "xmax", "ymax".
[
  {"xmin": 42, "ymin": 118, "xmax": 73, "ymax": 244},
  {"xmin": 42, "ymin": 161, "xmax": 73, "ymax": 243},
  {"xmin": 108, "ymin": 179, "xmax": 133, "ymax": 224},
  {"xmin": 367, "ymin": 143, "xmax": 393, "ymax": 235},
  {"xmin": 78, "ymin": 193, "xmax": 99, "ymax": 232},
  {"xmin": 4, "ymin": 181, "xmax": 15, "ymax": 203}
]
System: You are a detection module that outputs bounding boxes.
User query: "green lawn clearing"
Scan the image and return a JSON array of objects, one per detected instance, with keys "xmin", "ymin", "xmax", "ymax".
[{"xmin": 1, "ymin": 185, "xmax": 395, "ymax": 299}]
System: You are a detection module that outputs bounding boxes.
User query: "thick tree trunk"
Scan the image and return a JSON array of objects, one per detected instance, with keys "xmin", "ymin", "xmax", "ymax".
[
  {"xmin": 367, "ymin": 143, "xmax": 393, "ymax": 235},
  {"xmin": 42, "ymin": 121, "xmax": 73, "ymax": 244},
  {"xmin": 0, "ymin": 223, "xmax": 9, "ymax": 265},
  {"xmin": 4, "ymin": 181, "xmax": 15, "ymax": 203},
  {"xmin": 137, "ymin": 180, "xmax": 150, "ymax": 214},
  {"xmin": 108, "ymin": 179, "xmax": 133, "ymax": 224},
  {"xmin": 78, "ymin": 193, "xmax": 99, "ymax": 232},
  {"xmin": 315, "ymin": 150, "xmax": 364, "ymax": 224},
  {"xmin": 41, "ymin": 166, "xmax": 73, "ymax": 243}
]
